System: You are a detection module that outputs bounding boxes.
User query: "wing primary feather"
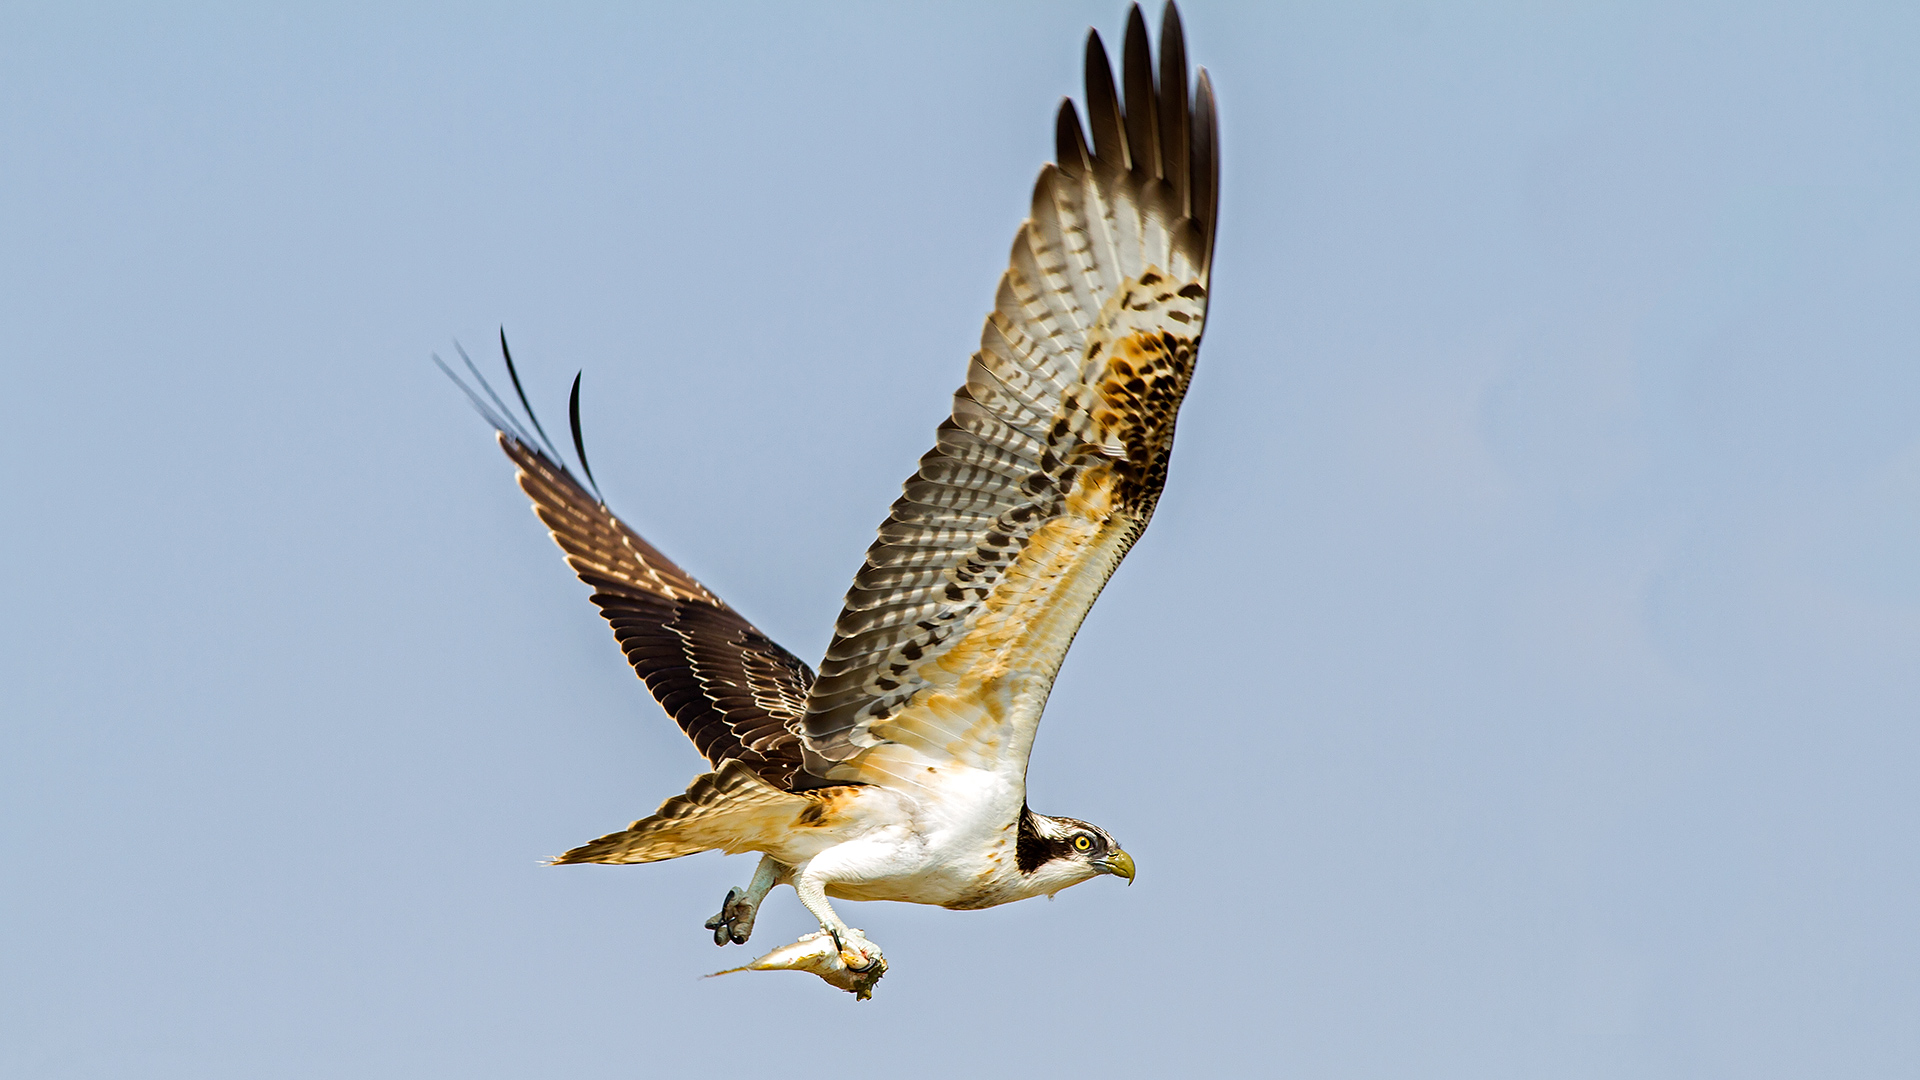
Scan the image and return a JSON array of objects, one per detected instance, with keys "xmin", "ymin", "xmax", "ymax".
[
  {"xmin": 498, "ymin": 328, "xmax": 566, "ymax": 464},
  {"xmin": 1083, "ymin": 29, "xmax": 1126, "ymax": 174},
  {"xmin": 1157, "ymin": 2, "xmax": 1191, "ymax": 215},
  {"xmin": 1054, "ymin": 99, "xmax": 1090, "ymax": 179},
  {"xmin": 433, "ymin": 352, "xmax": 519, "ymax": 437},
  {"xmin": 1121, "ymin": 4, "xmax": 1159, "ymax": 183},
  {"xmin": 1192, "ymin": 67, "xmax": 1219, "ymax": 270},
  {"xmin": 567, "ymin": 370, "xmax": 603, "ymax": 503},
  {"xmin": 452, "ymin": 340, "xmax": 540, "ymax": 451}
]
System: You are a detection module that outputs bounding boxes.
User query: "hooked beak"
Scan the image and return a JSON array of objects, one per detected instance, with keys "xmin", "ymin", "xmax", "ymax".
[{"xmin": 1098, "ymin": 849, "xmax": 1136, "ymax": 884}]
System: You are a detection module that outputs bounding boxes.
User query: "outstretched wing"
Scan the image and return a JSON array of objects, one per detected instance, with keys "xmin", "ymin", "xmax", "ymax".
[
  {"xmin": 798, "ymin": 4, "xmax": 1217, "ymax": 789},
  {"xmin": 449, "ymin": 348, "xmax": 815, "ymax": 789}
]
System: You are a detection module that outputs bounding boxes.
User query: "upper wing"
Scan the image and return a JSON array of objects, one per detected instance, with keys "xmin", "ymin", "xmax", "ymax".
[
  {"xmin": 450, "ymin": 350, "xmax": 815, "ymax": 789},
  {"xmin": 798, "ymin": 4, "xmax": 1217, "ymax": 789}
]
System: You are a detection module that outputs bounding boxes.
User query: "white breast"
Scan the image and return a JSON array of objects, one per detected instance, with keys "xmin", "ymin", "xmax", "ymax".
[{"xmin": 792, "ymin": 762, "xmax": 1030, "ymax": 908}]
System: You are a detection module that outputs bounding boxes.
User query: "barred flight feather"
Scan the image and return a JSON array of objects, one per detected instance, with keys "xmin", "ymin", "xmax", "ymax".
[
  {"xmin": 501, "ymin": 438, "xmax": 815, "ymax": 789},
  {"xmin": 798, "ymin": 4, "xmax": 1216, "ymax": 784}
]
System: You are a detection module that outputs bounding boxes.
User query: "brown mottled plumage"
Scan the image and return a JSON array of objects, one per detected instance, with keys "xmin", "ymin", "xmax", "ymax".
[{"xmin": 503, "ymin": 439, "xmax": 814, "ymax": 791}]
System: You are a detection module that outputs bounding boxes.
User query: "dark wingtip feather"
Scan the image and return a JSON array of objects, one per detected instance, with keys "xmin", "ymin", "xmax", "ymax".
[
  {"xmin": 1157, "ymin": 2, "xmax": 1191, "ymax": 215},
  {"xmin": 1192, "ymin": 66, "xmax": 1219, "ymax": 270},
  {"xmin": 567, "ymin": 371, "xmax": 603, "ymax": 503},
  {"xmin": 452, "ymin": 340, "xmax": 540, "ymax": 450},
  {"xmin": 1083, "ymin": 28, "xmax": 1126, "ymax": 175},
  {"xmin": 434, "ymin": 351, "xmax": 516, "ymax": 436},
  {"xmin": 1121, "ymin": 3, "xmax": 1159, "ymax": 182},
  {"xmin": 499, "ymin": 329, "xmax": 564, "ymax": 463},
  {"xmin": 1054, "ymin": 98, "xmax": 1091, "ymax": 178}
]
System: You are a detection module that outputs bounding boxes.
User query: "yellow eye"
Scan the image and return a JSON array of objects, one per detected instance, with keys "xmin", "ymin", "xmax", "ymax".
[{"xmin": 1073, "ymin": 835, "xmax": 1093, "ymax": 852}]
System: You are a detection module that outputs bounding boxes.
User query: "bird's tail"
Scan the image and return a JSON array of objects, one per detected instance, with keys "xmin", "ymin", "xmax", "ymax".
[{"xmin": 549, "ymin": 759, "xmax": 808, "ymax": 865}]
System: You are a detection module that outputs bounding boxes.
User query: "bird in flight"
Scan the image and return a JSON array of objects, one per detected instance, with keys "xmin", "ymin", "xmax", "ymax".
[{"xmin": 443, "ymin": 2, "xmax": 1216, "ymax": 998}]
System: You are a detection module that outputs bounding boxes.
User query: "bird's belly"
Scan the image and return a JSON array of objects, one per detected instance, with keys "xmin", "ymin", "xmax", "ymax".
[
  {"xmin": 822, "ymin": 865, "xmax": 1016, "ymax": 907},
  {"xmin": 821, "ymin": 854, "xmax": 1012, "ymax": 906},
  {"xmin": 805, "ymin": 767, "xmax": 1026, "ymax": 908}
]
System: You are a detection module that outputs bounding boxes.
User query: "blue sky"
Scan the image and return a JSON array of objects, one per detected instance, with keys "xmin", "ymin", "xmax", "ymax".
[{"xmin": 3, "ymin": 3, "xmax": 1916, "ymax": 1077}]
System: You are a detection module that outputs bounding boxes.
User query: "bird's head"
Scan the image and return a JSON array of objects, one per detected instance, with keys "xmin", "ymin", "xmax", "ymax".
[{"xmin": 1016, "ymin": 807, "xmax": 1135, "ymax": 896}]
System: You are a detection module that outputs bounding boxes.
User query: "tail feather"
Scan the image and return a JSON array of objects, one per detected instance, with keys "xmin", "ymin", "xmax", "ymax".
[{"xmin": 550, "ymin": 760, "xmax": 806, "ymax": 865}]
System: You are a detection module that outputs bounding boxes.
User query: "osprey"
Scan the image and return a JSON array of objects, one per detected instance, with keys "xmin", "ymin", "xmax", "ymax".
[{"xmin": 445, "ymin": 3, "xmax": 1216, "ymax": 997}]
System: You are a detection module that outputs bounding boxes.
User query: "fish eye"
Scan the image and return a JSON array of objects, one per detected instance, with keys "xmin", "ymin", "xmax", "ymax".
[{"xmin": 1073, "ymin": 835, "xmax": 1093, "ymax": 852}]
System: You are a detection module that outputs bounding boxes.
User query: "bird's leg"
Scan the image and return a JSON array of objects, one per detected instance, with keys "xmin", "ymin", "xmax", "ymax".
[
  {"xmin": 791, "ymin": 870, "xmax": 884, "ymax": 973},
  {"xmin": 704, "ymin": 855, "xmax": 783, "ymax": 946}
]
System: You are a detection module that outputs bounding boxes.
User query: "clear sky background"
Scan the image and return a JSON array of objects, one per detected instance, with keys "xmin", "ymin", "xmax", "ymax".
[{"xmin": 4, "ymin": 2, "xmax": 1916, "ymax": 1076}]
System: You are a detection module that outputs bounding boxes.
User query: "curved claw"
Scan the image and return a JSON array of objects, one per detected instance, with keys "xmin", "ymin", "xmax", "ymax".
[
  {"xmin": 826, "ymin": 926, "xmax": 885, "ymax": 973},
  {"xmin": 704, "ymin": 886, "xmax": 755, "ymax": 946}
]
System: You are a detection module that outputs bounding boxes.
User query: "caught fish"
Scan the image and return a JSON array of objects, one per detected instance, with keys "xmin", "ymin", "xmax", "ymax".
[{"xmin": 706, "ymin": 931, "xmax": 887, "ymax": 1000}]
